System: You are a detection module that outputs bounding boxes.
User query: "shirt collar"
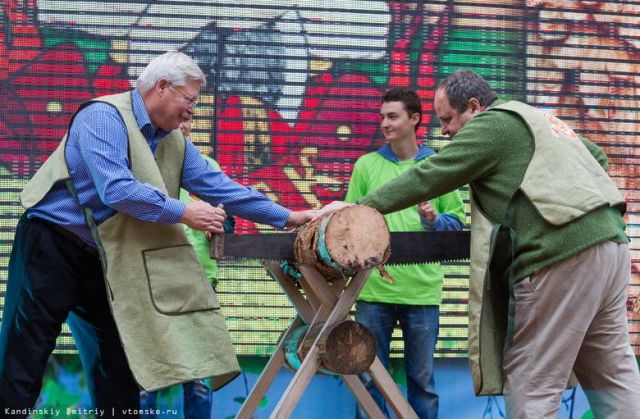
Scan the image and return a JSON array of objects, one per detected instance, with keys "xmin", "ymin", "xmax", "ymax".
[{"xmin": 376, "ymin": 143, "xmax": 435, "ymax": 162}]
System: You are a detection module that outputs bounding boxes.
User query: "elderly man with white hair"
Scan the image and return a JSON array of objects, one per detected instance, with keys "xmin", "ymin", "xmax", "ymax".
[{"xmin": 0, "ymin": 51, "xmax": 315, "ymax": 415}]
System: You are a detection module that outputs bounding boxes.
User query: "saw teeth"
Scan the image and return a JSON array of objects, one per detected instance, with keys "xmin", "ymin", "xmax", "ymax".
[{"xmin": 393, "ymin": 258, "xmax": 469, "ymax": 266}]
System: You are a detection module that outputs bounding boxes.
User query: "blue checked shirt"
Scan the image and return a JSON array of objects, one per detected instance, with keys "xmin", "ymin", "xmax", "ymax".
[{"xmin": 28, "ymin": 89, "xmax": 291, "ymax": 246}]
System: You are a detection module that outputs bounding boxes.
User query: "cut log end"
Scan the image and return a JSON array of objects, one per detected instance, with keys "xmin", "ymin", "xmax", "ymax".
[
  {"xmin": 298, "ymin": 320, "xmax": 377, "ymax": 375},
  {"xmin": 324, "ymin": 205, "xmax": 390, "ymax": 270},
  {"xmin": 320, "ymin": 320, "xmax": 377, "ymax": 374},
  {"xmin": 294, "ymin": 205, "xmax": 390, "ymax": 280}
]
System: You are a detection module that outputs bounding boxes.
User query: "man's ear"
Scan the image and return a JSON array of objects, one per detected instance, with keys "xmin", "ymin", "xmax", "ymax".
[
  {"xmin": 468, "ymin": 97, "xmax": 483, "ymax": 114},
  {"xmin": 410, "ymin": 112, "xmax": 421, "ymax": 127},
  {"xmin": 155, "ymin": 79, "xmax": 170, "ymax": 97}
]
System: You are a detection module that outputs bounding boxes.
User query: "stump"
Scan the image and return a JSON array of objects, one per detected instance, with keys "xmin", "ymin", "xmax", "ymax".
[
  {"xmin": 284, "ymin": 320, "xmax": 376, "ymax": 375},
  {"xmin": 294, "ymin": 205, "xmax": 390, "ymax": 281}
]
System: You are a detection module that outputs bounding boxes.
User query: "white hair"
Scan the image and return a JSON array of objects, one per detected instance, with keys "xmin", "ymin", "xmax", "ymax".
[{"xmin": 136, "ymin": 51, "xmax": 206, "ymax": 93}]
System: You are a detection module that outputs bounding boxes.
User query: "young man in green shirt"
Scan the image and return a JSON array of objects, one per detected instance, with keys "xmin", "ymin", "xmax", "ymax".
[
  {"xmin": 347, "ymin": 88, "xmax": 465, "ymax": 419},
  {"xmin": 321, "ymin": 71, "xmax": 640, "ymax": 418}
]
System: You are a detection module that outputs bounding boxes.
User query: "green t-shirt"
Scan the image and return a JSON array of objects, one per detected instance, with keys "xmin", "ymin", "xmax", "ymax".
[{"xmin": 346, "ymin": 148, "xmax": 465, "ymax": 305}]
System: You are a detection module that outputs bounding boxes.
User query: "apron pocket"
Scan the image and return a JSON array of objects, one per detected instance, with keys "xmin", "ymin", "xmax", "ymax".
[{"xmin": 143, "ymin": 244, "xmax": 220, "ymax": 314}]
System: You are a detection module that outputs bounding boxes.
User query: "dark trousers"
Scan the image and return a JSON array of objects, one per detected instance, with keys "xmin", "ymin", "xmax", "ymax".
[{"xmin": 0, "ymin": 215, "xmax": 139, "ymax": 417}]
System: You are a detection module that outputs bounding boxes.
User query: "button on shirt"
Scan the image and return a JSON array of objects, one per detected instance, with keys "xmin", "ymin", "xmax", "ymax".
[{"xmin": 28, "ymin": 89, "xmax": 291, "ymax": 246}]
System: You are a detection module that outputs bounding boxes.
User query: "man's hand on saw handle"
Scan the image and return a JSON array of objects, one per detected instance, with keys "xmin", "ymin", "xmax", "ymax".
[{"xmin": 181, "ymin": 201, "xmax": 226, "ymax": 233}]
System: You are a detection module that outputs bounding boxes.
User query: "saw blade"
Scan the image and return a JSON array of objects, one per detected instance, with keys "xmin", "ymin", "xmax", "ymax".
[
  {"xmin": 212, "ymin": 231, "xmax": 470, "ymax": 264},
  {"xmin": 212, "ymin": 233, "xmax": 296, "ymax": 262},
  {"xmin": 386, "ymin": 231, "xmax": 470, "ymax": 264}
]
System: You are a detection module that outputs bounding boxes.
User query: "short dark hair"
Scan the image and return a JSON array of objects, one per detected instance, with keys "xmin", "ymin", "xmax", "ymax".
[
  {"xmin": 382, "ymin": 87, "xmax": 422, "ymax": 132},
  {"xmin": 437, "ymin": 70, "xmax": 497, "ymax": 113}
]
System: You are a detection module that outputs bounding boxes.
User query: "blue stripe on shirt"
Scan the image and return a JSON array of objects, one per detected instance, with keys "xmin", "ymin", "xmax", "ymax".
[{"xmin": 28, "ymin": 89, "xmax": 291, "ymax": 245}]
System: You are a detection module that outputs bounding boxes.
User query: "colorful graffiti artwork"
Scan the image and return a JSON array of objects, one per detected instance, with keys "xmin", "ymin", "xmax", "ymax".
[
  {"xmin": 0, "ymin": 0, "xmax": 638, "ymax": 415},
  {"xmin": 0, "ymin": 0, "xmax": 638, "ymax": 370},
  {"xmin": 178, "ymin": 1, "xmax": 452, "ymax": 234},
  {"xmin": 0, "ymin": 1, "xmax": 131, "ymax": 176}
]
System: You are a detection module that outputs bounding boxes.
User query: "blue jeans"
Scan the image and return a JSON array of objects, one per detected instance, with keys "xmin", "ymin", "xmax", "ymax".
[
  {"xmin": 140, "ymin": 379, "xmax": 212, "ymax": 419},
  {"xmin": 355, "ymin": 302, "xmax": 439, "ymax": 419}
]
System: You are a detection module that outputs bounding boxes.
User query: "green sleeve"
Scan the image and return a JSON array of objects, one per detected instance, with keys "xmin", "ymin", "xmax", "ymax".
[
  {"xmin": 185, "ymin": 225, "xmax": 219, "ymax": 284},
  {"xmin": 359, "ymin": 111, "xmax": 506, "ymax": 214}
]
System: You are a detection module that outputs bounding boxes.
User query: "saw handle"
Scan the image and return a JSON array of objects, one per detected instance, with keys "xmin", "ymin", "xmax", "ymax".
[
  {"xmin": 211, "ymin": 234, "xmax": 225, "ymax": 259},
  {"xmin": 210, "ymin": 204, "xmax": 225, "ymax": 259}
]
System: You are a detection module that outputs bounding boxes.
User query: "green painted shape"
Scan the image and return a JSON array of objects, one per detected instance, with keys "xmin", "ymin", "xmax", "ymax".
[
  {"xmin": 335, "ymin": 61, "xmax": 388, "ymax": 86},
  {"xmin": 36, "ymin": 356, "xmax": 88, "ymax": 417},
  {"xmin": 40, "ymin": 26, "xmax": 111, "ymax": 74},
  {"xmin": 438, "ymin": 28, "xmax": 525, "ymax": 102}
]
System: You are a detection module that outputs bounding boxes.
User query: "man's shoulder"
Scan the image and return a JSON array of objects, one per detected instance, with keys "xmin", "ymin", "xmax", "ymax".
[
  {"xmin": 470, "ymin": 101, "xmax": 526, "ymax": 132},
  {"xmin": 77, "ymin": 100, "xmax": 120, "ymax": 114},
  {"xmin": 485, "ymin": 100, "xmax": 535, "ymax": 122},
  {"xmin": 354, "ymin": 150, "xmax": 386, "ymax": 166},
  {"xmin": 71, "ymin": 101, "xmax": 125, "ymax": 129}
]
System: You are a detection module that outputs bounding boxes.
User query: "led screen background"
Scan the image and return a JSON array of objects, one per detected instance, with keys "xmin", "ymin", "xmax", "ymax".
[{"xmin": 0, "ymin": 0, "xmax": 638, "ymax": 357}]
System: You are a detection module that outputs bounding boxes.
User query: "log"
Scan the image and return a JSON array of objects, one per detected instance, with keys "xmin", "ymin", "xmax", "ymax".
[
  {"xmin": 294, "ymin": 205, "xmax": 390, "ymax": 281},
  {"xmin": 284, "ymin": 320, "xmax": 377, "ymax": 375}
]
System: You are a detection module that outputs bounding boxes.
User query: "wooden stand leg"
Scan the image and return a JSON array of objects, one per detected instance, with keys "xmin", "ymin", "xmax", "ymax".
[
  {"xmin": 239, "ymin": 264, "xmax": 418, "ymax": 419},
  {"xmin": 269, "ymin": 269, "xmax": 364, "ymax": 417},
  {"xmin": 368, "ymin": 357, "xmax": 418, "ymax": 419},
  {"xmin": 236, "ymin": 317, "xmax": 303, "ymax": 419},
  {"xmin": 269, "ymin": 333, "xmax": 322, "ymax": 418},
  {"xmin": 342, "ymin": 375, "xmax": 386, "ymax": 419},
  {"xmin": 298, "ymin": 266, "xmax": 418, "ymax": 418},
  {"xmin": 264, "ymin": 262, "xmax": 314, "ymax": 323}
]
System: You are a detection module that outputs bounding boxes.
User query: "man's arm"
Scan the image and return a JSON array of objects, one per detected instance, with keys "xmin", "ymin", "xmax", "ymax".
[
  {"xmin": 74, "ymin": 104, "xmax": 186, "ymax": 224},
  {"xmin": 358, "ymin": 112, "xmax": 505, "ymax": 214},
  {"xmin": 419, "ymin": 189, "xmax": 466, "ymax": 231},
  {"xmin": 181, "ymin": 141, "xmax": 315, "ymax": 229}
]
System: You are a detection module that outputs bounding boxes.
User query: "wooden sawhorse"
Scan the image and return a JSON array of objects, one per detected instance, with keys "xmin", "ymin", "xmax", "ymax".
[{"xmin": 235, "ymin": 262, "xmax": 418, "ymax": 419}]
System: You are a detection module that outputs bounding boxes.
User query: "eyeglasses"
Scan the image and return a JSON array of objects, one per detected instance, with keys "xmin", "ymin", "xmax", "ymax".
[{"xmin": 171, "ymin": 84, "xmax": 199, "ymax": 108}]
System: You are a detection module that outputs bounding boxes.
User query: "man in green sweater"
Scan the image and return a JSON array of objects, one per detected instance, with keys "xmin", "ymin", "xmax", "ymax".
[
  {"xmin": 347, "ymin": 88, "xmax": 465, "ymax": 419},
  {"xmin": 320, "ymin": 70, "xmax": 640, "ymax": 418}
]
